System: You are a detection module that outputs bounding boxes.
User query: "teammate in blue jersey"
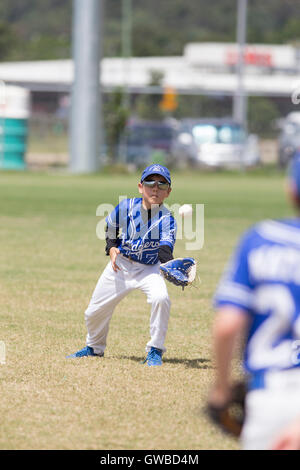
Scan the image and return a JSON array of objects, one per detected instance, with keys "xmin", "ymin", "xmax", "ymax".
[
  {"xmin": 208, "ymin": 153, "xmax": 300, "ymax": 450},
  {"xmin": 67, "ymin": 164, "xmax": 177, "ymax": 366}
]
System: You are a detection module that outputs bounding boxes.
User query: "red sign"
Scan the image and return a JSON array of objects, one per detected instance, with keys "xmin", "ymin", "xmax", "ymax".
[{"xmin": 226, "ymin": 47, "xmax": 273, "ymax": 67}]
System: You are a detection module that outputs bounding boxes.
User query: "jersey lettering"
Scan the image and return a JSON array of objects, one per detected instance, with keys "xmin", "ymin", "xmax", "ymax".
[{"xmin": 106, "ymin": 198, "xmax": 176, "ymax": 265}]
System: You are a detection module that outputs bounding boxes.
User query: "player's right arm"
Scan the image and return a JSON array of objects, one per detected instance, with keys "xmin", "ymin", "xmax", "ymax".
[
  {"xmin": 105, "ymin": 199, "xmax": 128, "ymax": 271},
  {"xmin": 109, "ymin": 246, "xmax": 121, "ymax": 272},
  {"xmin": 105, "ymin": 220, "xmax": 121, "ymax": 271},
  {"xmin": 209, "ymin": 229, "xmax": 254, "ymax": 406}
]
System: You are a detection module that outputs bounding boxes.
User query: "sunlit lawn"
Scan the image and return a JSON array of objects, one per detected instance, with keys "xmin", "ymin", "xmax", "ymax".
[{"xmin": 0, "ymin": 166, "xmax": 290, "ymax": 449}]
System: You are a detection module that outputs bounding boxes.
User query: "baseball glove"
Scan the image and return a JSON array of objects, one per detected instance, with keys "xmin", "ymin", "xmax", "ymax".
[
  {"xmin": 159, "ymin": 257, "xmax": 196, "ymax": 289},
  {"xmin": 205, "ymin": 381, "xmax": 247, "ymax": 438}
]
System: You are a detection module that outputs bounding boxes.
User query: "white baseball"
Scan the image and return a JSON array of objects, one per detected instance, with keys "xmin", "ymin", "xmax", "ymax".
[{"xmin": 178, "ymin": 204, "xmax": 193, "ymax": 217}]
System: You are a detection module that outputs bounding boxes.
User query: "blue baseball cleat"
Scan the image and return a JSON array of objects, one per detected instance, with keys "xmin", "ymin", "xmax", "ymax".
[
  {"xmin": 142, "ymin": 347, "xmax": 163, "ymax": 366},
  {"xmin": 66, "ymin": 346, "xmax": 104, "ymax": 358}
]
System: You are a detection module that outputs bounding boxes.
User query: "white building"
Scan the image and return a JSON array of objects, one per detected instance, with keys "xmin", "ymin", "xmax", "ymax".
[{"xmin": 0, "ymin": 42, "xmax": 299, "ymax": 98}]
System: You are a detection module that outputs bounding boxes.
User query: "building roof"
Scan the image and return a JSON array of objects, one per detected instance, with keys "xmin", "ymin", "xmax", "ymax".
[{"xmin": 0, "ymin": 43, "xmax": 299, "ymax": 97}]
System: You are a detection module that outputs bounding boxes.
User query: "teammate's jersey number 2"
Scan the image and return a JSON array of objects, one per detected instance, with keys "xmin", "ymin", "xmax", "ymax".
[{"xmin": 248, "ymin": 284, "xmax": 300, "ymax": 370}]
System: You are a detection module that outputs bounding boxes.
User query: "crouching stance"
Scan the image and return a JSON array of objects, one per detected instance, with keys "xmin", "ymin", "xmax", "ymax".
[{"xmin": 67, "ymin": 164, "xmax": 177, "ymax": 366}]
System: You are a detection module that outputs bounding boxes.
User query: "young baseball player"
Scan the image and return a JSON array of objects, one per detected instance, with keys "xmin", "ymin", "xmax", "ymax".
[
  {"xmin": 207, "ymin": 153, "xmax": 300, "ymax": 449},
  {"xmin": 67, "ymin": 164, "xmax": 177, "ymax": 366}
]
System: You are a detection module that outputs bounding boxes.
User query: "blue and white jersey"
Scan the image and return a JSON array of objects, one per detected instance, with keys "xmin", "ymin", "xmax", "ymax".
[
  {"xmin": 106, "ymin": 198, "xmax": 177, "ymax": 265},
  {"xmin": 214, "ymin": 218, "xmax": 300, "ymax": 388}
]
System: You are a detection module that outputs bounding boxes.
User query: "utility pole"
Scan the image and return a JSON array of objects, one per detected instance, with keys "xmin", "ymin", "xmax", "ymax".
[
  {"xmin": 121, "ymin": 0, "xmax": 132, "ymax": 110},
  {"xmin": 233, "ymin": 0, "xmax": 248, "ymax": 131},
  {"xmin": 70, "ymin": 0, "xmax": 103, "ymax": 173}
]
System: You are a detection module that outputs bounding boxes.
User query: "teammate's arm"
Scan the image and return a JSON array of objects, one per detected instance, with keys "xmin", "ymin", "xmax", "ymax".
[
  {"xmin": 270, "ymin": 416, "xmax": 300, "ymax": 450},
  {"xmin": 208, "ymin": 307, "xmax": 249, "ymax": 406}
]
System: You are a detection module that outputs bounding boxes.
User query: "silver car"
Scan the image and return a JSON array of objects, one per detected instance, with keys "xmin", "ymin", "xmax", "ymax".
[{"xmin": 172, "ymin": 118, "xmax": 260, "ymax": 169}]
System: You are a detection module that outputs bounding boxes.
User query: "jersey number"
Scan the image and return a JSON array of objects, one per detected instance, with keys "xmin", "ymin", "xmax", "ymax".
[
  {"xmin": 248, "ymin": 284, "xmax": 300, "ymax": 369},
  {"xmin": 145, "ymin": 254, "xmax": 158, "ymax": 264}
]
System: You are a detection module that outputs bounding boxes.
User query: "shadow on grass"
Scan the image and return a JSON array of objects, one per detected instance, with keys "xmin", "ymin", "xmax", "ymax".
[
  {"xmin": 117, "ymin": 355, "xmax": 212, "ymax": 369},
  {"xmin": 164, "ymin": 357, "xmax": 212, "ymax": 369}
]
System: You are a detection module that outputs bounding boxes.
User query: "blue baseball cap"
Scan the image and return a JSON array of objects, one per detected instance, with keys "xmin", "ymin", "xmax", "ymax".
[
  {"xmin": 141, "ymin": 164, "xmax": 171, "ymax": 185},
  {"xmin": 288, "ymin": 151, "xmax": 300, "ymax": 196}
]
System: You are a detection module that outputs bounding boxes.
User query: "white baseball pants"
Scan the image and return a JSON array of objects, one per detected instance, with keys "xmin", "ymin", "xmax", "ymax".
[
  {"xmin": 241, "ymin": 369, "xmax": 300, "ymax": 450},
  {"xmin": 84, "ymin": 255, "xmax": 171, "ymax": 355}
]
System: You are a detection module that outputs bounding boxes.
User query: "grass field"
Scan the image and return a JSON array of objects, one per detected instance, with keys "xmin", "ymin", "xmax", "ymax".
[{"xmin": 0, "ymin": 167, "xmax": 292, "ymax": 450}]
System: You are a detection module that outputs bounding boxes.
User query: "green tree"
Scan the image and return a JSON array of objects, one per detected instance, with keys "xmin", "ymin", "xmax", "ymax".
[
  {"xmin": 248, "ymin": 97, "xmax": 280, "ymax": 137},
  {"xmin": 134, "ymin": 69, "xmax": 165, "ymax": 120},
  {"xmin": 103, "ymin": 88, "xmax": 130, "ymax": 163},
  {"xmin": 0, "ymin": 22, "xmax": 18, "ymax": 60},
  {"xmin": 1, "ymin": 0, "xmax": 300, "ymax": 60},
  {"xmin": 173, "ymin": 94, "xmax": 232, "ymax": 120}
]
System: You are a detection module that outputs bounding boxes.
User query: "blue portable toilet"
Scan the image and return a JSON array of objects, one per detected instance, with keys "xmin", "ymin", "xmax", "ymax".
[{"xmin": 0, "ymin": 84, "xmax": 30, "ymax": 170}]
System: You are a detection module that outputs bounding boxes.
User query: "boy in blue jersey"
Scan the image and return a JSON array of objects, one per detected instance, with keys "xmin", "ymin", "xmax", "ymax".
[
  {"xmin": 208, "ymin": 153, "xmax": 300, "ymax": 449},
  {"xmin": 67, "ymin": 164, "xmax": 177, "ymax": 366}
]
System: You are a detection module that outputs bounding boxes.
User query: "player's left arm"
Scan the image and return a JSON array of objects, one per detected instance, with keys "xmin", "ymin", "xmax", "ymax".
[
  {"xmin": 159, "ymin": 212, "xmax": 177, "ymax": 254},
  {"xmin": 158, "ymin": 244, "xmax": 173, "ymax": 263}
]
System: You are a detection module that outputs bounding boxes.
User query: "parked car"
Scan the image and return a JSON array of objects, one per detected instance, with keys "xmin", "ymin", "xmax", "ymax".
[
  {"xmin": 172, "ymin": 118, "xmax": 260, "ymax": 169},
  {"xmin": 277, "ymin": 112, "xmax": 300, "ymax": 168},
  {"xmin": 118, "ymin": 119, "xmax": 179, "ymax": 167}
]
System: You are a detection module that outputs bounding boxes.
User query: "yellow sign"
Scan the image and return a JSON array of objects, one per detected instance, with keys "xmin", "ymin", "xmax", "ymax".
[{"xmin": 159, "ymin": 87, "xmax": 178, "ymax": 112}]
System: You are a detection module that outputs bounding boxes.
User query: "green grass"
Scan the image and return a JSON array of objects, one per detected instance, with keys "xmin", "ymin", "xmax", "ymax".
[
  {"xmin": 0, "ymin": 167, "xmax": 293, "ymax": 450},
  {"xmin": 27, "ymin": 133, "xmax": 69, "ymax": 154}
]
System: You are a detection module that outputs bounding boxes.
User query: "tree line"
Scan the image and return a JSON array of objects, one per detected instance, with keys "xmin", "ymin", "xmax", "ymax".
[
  {"xmin": 1, "ymin": 0, "xmax": 299, "ymax": 143},
  {"xmin": 0, "ymin": 0, "xmax": 300, "ymax": 61}
]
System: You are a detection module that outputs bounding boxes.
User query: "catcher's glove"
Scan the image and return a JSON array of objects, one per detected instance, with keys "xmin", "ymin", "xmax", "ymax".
[
  {"xmin": 159, "ymin": 257, "xmax": 196, "ymax": 289},
  {"xmin": 205, "ymin": 381, "xmax": 247, "ymax": 438}
]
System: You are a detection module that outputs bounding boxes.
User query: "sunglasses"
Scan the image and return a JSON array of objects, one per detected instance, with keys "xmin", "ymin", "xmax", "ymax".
[{"xmin": 142, "ymin": 180, "xmax": 170, "ymax": 190}]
